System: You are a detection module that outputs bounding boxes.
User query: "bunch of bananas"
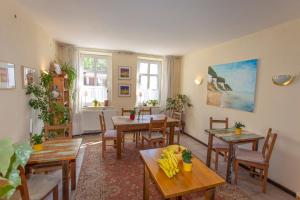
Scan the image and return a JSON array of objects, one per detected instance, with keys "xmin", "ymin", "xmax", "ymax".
[{"xmin": 157, "ymin": 148, "xmax": 180, "ymax": 178}]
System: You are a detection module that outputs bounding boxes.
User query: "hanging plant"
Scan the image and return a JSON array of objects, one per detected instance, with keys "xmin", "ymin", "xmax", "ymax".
[
  {"xmin": 60, "ymin": 62, "xmax": 76, "ymax": 90},
  {"xmin": 166, "ymin": 94, "xmax": 192, "ymax": 113}
]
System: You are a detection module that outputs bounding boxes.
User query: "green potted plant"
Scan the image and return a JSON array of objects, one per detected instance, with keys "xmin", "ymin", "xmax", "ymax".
[
  {"xmin": 92, "ymin": 99, "xmax": 98, "ymax": 107},
  {"xmin": 130, "ymin": 109, "xmax": 136, "ymax": 120},
  {"xmin": 182, "ymin": 149, "xmax": 192, "ymax": 172},
  {"xmin": 0, "ymin": 139, "xmax": 32, "ymax": 199},
  {"xmin": 147, "ymin": 100, "xmax": 158, "ymax": 107},
  {"xmin": 31, "ymin": 134, "xmax": 44, "ymax": 151},
  {"xmin": 234, "ymin": 122, "xmax": 245, "ymax": 135},
  {"xmin": 166, "ymin": 94, "xmax": 192, "ymax": 113}
]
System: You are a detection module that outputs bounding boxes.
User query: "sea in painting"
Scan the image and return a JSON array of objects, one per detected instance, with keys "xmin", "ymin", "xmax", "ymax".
[{"xmin": 207, "ymin": 59, "xmax": 258, "ymax": 112}]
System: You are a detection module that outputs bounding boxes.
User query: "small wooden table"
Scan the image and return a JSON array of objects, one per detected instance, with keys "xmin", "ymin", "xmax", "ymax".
[
  {"xmin": 28, "ymin": 138, "xmax": 82, "ymax": 200},
  {"xmin": 112, "ymin": 114, "xmax": 179, "ymax": 159},
  {"xmin": 205, "ymin": 128, "xmax": 264, "ymax": 183},
  {"xmin": 140, "ymin": 148, "xmax": 225, "ymax": 200}
]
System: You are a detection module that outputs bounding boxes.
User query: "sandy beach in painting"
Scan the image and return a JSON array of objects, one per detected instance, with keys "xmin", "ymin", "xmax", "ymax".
[{"xmin": 207, "ymin": 90, "xmax": 221, "ymax": 106}]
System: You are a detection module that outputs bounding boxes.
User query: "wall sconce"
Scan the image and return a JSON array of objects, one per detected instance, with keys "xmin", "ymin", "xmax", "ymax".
[
  {"xmin": 272, "ymin": 74, "xmax": 298, "ymax": 86},
  {"xmin": 194, "ymin": 76, "xmax": 203, "ymax": 85}
]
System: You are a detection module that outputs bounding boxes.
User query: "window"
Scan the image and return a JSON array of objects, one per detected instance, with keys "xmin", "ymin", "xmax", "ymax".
[
  {"xmin": 136, "ymin": 59, "xmax": 162, "ymax": 104},
  {"xmin": 80, "ymin": 53, "xmax": 112, "ymax": 107}
]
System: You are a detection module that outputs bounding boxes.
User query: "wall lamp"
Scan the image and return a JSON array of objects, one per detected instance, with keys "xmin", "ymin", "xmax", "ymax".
[
  {"xmin": 194, "ymin": 76, "xmax": 203, "ymax": 85},
  {"xmin": 272, "ymin": 73, "xmax": 299, "ymax": 86}
]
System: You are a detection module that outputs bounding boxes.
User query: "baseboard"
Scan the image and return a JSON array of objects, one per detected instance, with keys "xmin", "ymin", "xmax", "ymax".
[{"xmin": 183, "ymin": 132, "xmax": 296, "ymax": 197}]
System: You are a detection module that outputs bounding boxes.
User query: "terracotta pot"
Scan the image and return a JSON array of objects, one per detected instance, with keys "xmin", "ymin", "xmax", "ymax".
[{"xmin": 130, "ymin": 114, "xmax": 135, "ymax": 120}]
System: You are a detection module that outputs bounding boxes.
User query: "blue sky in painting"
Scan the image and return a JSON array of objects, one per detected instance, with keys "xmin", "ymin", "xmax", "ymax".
[{"xmin": 212, "ymin": 59, "xmax": 257, "ymax": 93}]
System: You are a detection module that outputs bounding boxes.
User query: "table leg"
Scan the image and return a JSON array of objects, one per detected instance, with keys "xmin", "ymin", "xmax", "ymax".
[
  {"xmin": 169, "ymin": 126, "xmax": 175, "ymax": 145},
  {"xmin": 70, "ymin": 160, "xmax": 76, "ymax": 190},
  {"xmin": 62, "ymin": 160, "xmax": 70, "ymax": 200},
  {"xmin": 226, "ymin": 144, "xmax": 234, "ymax": 183},
  {"xmin": 206, "ymin": 133, "xmax": 213, "ymax": 167},
  {"xmin": 143, "ymin": 165, "xmax": 150, "ymax": 200},
  {"xmin": 117, "ymin": 126, "xmax": 122, "ymax": 159},
  {"xmin": 204, "ymin": 188, "xmax": 216, "ymax": 200}
]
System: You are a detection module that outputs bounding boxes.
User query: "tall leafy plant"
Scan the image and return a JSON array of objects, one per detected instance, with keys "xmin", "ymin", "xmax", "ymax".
[
  {"xmin": 166, "ymin": 94, "xmax": 192, "ymax": 113},
  {"xmin": 0, "ymin": 139, "xmax": 32, "ymax": 199}
]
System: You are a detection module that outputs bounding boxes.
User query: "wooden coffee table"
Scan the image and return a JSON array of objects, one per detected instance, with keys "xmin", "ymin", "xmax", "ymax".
[{"xmin": 140, "ymin": 148, "xmax": 225, "ymax": 200}]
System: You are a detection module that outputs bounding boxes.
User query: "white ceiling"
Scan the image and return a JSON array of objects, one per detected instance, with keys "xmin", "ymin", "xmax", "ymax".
[{"xmin": 15, "ymin": 0, "xmax": 300, "ymax": 55}]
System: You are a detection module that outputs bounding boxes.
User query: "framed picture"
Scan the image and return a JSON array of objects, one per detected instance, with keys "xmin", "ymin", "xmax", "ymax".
[
  {"xmin": 22, "ymin": 66, "xmax": 36, "ymax": 88},
  {"xmin": 207, "ymin": 59, "xmax": 258, "ymax": 112},
  {"xmin": 118, "ymin": 84, "xmax": 131, "ymax": 97},
  {"xmin": 0, "ymin": 61, "xmax": 16, "ymax": 89},
  {"xmin": 118, "ymin": 66, "xmax": 131, "ymax": 79}
]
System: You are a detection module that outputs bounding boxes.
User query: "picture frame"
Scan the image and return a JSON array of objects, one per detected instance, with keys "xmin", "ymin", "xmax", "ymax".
[
  {"xmin": 0, "ymin": 61, "xmax": 16, "ymax": 89},
  {"xmin": 22, "ymin": 66, "xmax": 36, "ymax": 88},
  {"xmin": 118, "ymin": 84, "xmax": 131, "ymax": 97},
  {"xmin": 118, "ymin": 66, "xmax": 131, "ymax": 80}
]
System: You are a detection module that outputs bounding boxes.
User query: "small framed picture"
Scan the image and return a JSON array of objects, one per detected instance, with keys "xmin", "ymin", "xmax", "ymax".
[
  {"xmin": 22, "ymin": 66, "xmax": 36, "ymax": 88},
  {"xmin": 118, "ymin": 66, "xmax": 131, "ymax": 80},
  {"xmin": 118, "ymin": 84, "xmax": 131, "ymax": 97},
  {"xmin": 0, "ymin": 61, "xmax": 16, "ymax": 89}
]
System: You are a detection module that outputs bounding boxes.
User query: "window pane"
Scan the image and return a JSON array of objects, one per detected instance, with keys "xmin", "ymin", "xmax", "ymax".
[
  {"xmin": 83, "ymin": 72, "xmax": 95, "ymax": 86},
  {"xmin": 96, "ymin": 73, "xmax": 107, "ymax": 86},
  {"xmin": 139, "ymin": 63, "xmax": 148, "ymax": 74},
  {"xmin": 150, "ymin": 64, "xmax": 158, "ymax": 74},
  {"xmin": 95, "ymin": 58, "xmax": 107, "ymax": 72},
  {"xmin": 149, "ymin": 76, "xmax": 158, "ymax": 90},
  {"xmin": 140, "ymin": 75, "xmax": 148, "ymax": 90},
  {"xmin": 83, "ymin": 57, "xmax": 95, "ymax": 71}
]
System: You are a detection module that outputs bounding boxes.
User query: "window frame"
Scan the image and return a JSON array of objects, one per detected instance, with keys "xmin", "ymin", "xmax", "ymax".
[{"xmin": 137, "ymin": 59, "xmax": 162, "ymax": 104}]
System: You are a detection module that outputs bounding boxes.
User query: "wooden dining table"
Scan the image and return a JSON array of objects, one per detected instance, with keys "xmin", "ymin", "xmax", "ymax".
[
  {"xmin": 140, "ymin": 148, "xmax": 225, "ymax": 200},
  {"xmin": 112, "ymin": 114, "xmax": 180, "ymax": 159},
  {"xmin": 205, "ymin": 128, "xmax": 264, "ymax": 183},
  {"xmin": 27, "ymin": 138, "xmax": 82, "ymax": 200}
]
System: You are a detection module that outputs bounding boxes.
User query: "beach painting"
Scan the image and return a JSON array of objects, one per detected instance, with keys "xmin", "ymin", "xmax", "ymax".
[{"xmin": 207, "ymin": 59, "xmax": 258, "ymax": 112}]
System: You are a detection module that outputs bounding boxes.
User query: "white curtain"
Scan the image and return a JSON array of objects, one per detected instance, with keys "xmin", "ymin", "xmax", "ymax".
[
  {"xmin": 160, "ymin": 56, "xmax": 181, "ymax": 111},
  {"xmin": 57, "ymin": 45, "xmax": 82, "ymax": 135}
]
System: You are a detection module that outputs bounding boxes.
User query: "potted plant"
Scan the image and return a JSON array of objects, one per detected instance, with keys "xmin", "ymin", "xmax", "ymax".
[
  {"xmin": 182, "ymin": 149, "xmax": 192, "ymax": 172},
  {"xmin": 147, "ymin": 100, "xmax": 158, "ymax": 107},
  {"xmin": 130, "ymin": 109, "xmax": 136, "ymax": 120},
  {"xmin": 0, "ymin": 139, "xmax": 32, "ymax": 199},
  {"xmin": 92, "ymin": 99, "xmax": 98, "ymax": 107},
  {"xmin": 31, "ymin": 134, "xmax": 44, "ymax": 151},
  {"xmin": 234, "ymin": 122, "xmax": 245, "ymax": 135}
]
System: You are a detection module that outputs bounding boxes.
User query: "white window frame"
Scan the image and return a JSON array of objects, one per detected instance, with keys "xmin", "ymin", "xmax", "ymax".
[
  {"xmin": 79, "ymin": 52, "xmax": 112, "ymax": 107},
  {"xmin": 137, "ymin": 59, "xmax": 162, "ymax": 104}
]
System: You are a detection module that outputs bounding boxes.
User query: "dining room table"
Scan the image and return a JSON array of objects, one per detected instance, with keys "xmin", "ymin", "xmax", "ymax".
[
  {"xmin": 204, "ymin": 128, "xmax": 264, "ymax": 183},
  {"xmin": 112, "ymin": 114, "xmax": 180, "ymax": 159},
  {"xmin": 27, "ymin": 138, "xmax": 82, "ymax": 200},
  {"xmin": 140, "ymin": 148, "xmax": 225, "ymax": 200}
]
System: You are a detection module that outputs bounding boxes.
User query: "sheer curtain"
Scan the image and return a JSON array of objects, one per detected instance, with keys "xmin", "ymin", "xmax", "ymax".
[
  {"xmin": 160, "ymin": 56, "xmax": 181, "ymax": 111},
  {"xmin": 57, "ymin": 45, "xmax": 82, "ymax": 135}
]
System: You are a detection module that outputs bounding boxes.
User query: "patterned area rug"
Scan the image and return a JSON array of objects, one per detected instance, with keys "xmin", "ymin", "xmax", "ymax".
[{"xmin": 75, "ymin": 135, "xmax": 249, "ymax": 200}]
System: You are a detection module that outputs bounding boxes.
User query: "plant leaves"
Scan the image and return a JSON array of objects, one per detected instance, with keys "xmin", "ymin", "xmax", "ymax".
[
  {"xmin": 13, "ymin": 143, "xmax": 32, "ymax": 168},
  {"xmin": 0, "ymin": 139, "xmax": 14, "ymax": 176}
]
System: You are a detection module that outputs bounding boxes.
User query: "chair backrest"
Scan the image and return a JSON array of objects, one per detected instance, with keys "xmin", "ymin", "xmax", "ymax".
[
  {"xmin": 209, "ymin": 117, "xmax": 229, "ymax": 129},
  {"xmin": 99, "ymin": 112, "xmax": 106, "ymax": 132},
  {"xmin": 140, "ymin": 107, "xmax": 152, "ymax": 115},
  {"xmin": 262, "ymin": 128, "xmax": 277, "ymax": 163},
  {"xmin": 121, "ymin": 108, "xmax": 131, "ymax": 116},
  {"xmin": 149, "ymin": 117, "xmax": 167, "ymax": 138}
]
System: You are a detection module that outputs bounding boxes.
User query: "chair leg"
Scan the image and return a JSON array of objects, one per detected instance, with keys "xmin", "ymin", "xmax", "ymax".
[
  {"xmin": 234, "ymin": 160, "xmax": 239, "ymax": 186},
  {"xmin": 262, "ymin": 167, "xmax": 268, "ymax": 193},
  {"xmin": 224, "ymin": 152, "xmax": 227, "ymax": 161},
  {"xmin": 53, "ymin": 185, "xmax": 58, "ymax": 200},
  {"xmin": 177, "ymin": 131, "xmax": 181, "ymax": 144},
  {"xmin": 102, "ymin": 139, "xmax": 106, "ymax": 158},
  {"xmin": 135, "ymin": 132, "xmax": 139, "ymax": 147},
  {"xmin": 133, "ymin": 132, "xmax": 136, "ymax": 142},
  {"xmin": 141, "ymin": 137, "xmax": 144, "ymax": 149},
  {"xmin": 215, "ymin": 150, "xmax": 219, "ymax": 171}
]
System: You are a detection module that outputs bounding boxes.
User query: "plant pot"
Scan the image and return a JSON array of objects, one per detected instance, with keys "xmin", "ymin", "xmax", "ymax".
[
  {"xmin": 183, "ymin": 162, "xmax": 192, "ymax": 172},
  {"xmin": 130, "ymin": 114, "xmax": 135, "ymax": 120},
  {"xmin": 235, "ymin": 128, "xmax": 242, "ymax": 135},
  {"xmin": 33, "ymin": 144, "xmax": 43, "ymax": 151}
]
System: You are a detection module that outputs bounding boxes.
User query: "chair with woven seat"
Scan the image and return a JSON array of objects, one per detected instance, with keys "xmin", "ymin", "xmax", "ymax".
[
  {"xmin": 100, "ymin": 111, "xmax": 124, "ymax": 158},
  {"xmin": 234, "ymin": 128, "xmax": 277, "ymax": 193},
  {"xmin": 210, "ymin": 117, "xmax": 230, "ymax": 171},
  {"xmin": 141, "ymin": 116, "xmax": 167, "ymax": 148},
  {"xmin": 17, "ymin": 166, "xmax": 59, "ymax": 200},
  {"xmin": 166, "ymin": 111, "xmax": 183, "ymax": 144},
  {"xmin": 121, "ymin": 108, "xmax": 140, "ymax": 145}
]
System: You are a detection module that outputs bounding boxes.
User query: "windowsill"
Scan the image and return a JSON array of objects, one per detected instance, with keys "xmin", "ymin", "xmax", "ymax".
[{"xmin": 82, "ymin": 106, "xmax": 114, "ymax": 112}]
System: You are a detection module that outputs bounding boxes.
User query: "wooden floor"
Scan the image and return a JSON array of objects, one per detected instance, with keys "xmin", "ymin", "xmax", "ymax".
[{"xmin": 41, "ymin": 133, "xmax": 293, "ymax": 200}]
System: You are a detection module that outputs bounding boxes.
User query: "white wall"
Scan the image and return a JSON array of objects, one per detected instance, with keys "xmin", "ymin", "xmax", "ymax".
[
  {"xmin": 180, "ymin": 19, "xmax": 300, "ymax": 192},
  {"xmin": 0, "ymin": 0, "xmax": 56, "ymax": 142}
]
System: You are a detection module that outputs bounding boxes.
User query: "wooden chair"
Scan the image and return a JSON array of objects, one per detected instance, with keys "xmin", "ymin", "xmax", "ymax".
[
  {"xmin": 141, "ymin": 117, "xmax": 167, "ymax": 148},
  {"xmin": 17, "ymin": 166, "xmax": 59, "ymax": 200},
  {"xmin": 139, "ymin": 107, "xmax": 152, "ymax": 115},
  {"xmin": 121, "ymin": 108, "xmax": 139, "ymax": 144},
  {"xmin": 234, "ymin": 128, "xmax": 277, "ymax": 193},
  {"xmin": 210, "ymin": 117, "xmax": 229, "ymax": 171},
  {"xmin": 100, "ymin": 112, "xmax": 124, "ymax": 158},
  {"xmin": 166, "ymin": 112, "xmax": 183, "ymax": 144}
]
